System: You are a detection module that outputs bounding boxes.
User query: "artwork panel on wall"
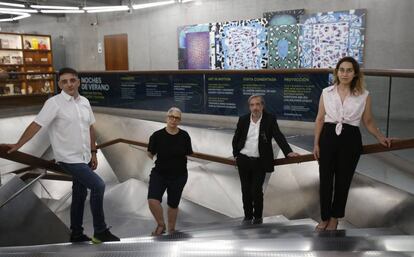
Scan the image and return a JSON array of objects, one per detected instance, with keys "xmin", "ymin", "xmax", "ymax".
[
  {"xmin": 263, "ymin": 9, "xmax": 305, "ymax": 26},
  {"xmin": 178, "ymin": 24, "xmax": 210, "ymax": 69},
  {"xmin": 268, "ymin": 24, "xmax": 300, "ymax": 69},
  {"xmin": 299, "ymin": 9, "xmax": 366, "ymax": 68},
  {"xmin": 185, "ymin": 32, "xmax": 210, "ymax": 69},
  {"xmin": 210, "ymin": 19, "xmax": 268, "ymax": 70}
]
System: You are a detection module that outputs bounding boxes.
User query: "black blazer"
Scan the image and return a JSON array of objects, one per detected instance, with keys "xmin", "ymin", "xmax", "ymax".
[{"xmin": 232, "ymin": 111, "xmax": 293, "ymax": 173}]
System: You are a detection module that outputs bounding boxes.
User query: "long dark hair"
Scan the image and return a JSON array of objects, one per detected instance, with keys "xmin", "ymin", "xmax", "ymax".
[{"xmin": 333, "ymin": 56, "xmax": 365, "ymax": 95}]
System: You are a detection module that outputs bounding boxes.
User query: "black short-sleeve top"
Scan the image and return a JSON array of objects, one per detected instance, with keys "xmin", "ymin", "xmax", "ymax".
[{"xmin": 147, "ymin": 128, "xmax": 193, "ymax": 177}]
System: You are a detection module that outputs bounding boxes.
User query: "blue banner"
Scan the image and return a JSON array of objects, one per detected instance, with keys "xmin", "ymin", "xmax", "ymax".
[{"xmin": 79, "ymin": 72, "xmax": 329, "ymax": 121}]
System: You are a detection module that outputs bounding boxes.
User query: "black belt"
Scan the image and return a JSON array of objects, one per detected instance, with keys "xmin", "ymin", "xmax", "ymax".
[{"xmin": 240, "ymin": 153, "xmax": 260, "ymax": 161}]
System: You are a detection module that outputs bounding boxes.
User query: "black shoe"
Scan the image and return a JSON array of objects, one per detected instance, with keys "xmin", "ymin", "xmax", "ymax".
[
  {"xmin": 70, "ymin": 233, "xmax": 91, "ymax": 243},
  {"xmin": 241, "ymin": 217, "xmax": 253, "ymax": 225},
  {"xmin": 252, "ymin": 218, "xmax": 263, "ymax": 224},
  {"xmin": 92, "ymin": 229, "xmax": 120, "ymax": 244}
]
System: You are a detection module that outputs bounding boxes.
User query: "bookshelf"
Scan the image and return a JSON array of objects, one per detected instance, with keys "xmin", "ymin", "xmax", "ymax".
[{"xmin": 0, "ymin": 32, "xmax": 54, "ymax": 97}]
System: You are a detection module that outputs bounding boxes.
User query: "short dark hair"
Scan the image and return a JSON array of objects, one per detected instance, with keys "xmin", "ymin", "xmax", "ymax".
[{"xmin": 58, "ymin": 67, "xmax": 78, "ymax": 81}]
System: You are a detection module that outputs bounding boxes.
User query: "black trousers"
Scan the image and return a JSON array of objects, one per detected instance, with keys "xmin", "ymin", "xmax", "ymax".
[
  {"xmin": 236, "ymin": 154, "xmax": 267, "ymax": 219},
  {"xmin": 319, "ymin": 123, "xmax": 362, "ymax": 221}
]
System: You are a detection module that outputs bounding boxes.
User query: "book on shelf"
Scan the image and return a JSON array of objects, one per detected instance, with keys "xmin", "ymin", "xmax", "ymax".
[
  {"xmin": 1, "ymin": 39, "xmax": 9, "ymax": 49},
  {"xmin": 7, "ymin": 68, "xmax": 18, "ymax": 79},
  {"xmin": 24, "ymin": 40, "xmax": 32, "ymax": 50},
  {"xmin": 13, "ymin": 84, "xmax": 22, "ymax": 94},
  {"xmin": 11, "ymin": 56, "xmax": 22, "ymax": 65},
  {"xmin": 27, "ymin": 85, "xmax": 33, "ymax": 94},
  {"xmin": 41, "ymin": 81, "xmax": 51, "ymax": 93},
  {"xmin": 32, "ymin": 38, "xmax": 39, "ymax": 50},
  {"xmin": 26, "ymin": 69, "xmax": 42, "ymax": 79},
  {"xmin": 5, "ymin": 83, "xmax": 13, "ymax": 94},
  {"xmin": 38, "ymin": 40, "xmax": 48, "ymax": 50},
  {"xmin": 0, "ymin": 56, "xmax": 11, "ymax": 64}
]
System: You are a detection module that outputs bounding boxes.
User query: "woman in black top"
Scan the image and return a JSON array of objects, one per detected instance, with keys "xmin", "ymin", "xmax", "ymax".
[{"xmin": 147, "ymin": 107, "xmax": 193, "ymax": 235}]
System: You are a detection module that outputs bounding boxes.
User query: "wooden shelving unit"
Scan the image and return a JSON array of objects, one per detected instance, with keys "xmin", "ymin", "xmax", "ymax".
[{"xmin": 0, "ymin": 32, "xmax": 54, "ymax": 96}]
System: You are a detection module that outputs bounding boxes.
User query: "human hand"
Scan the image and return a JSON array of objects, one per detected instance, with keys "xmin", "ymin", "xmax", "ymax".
[
  {"xmin": 90, "ymin": 153, "xmax": 98, "ymax": 170},
  {"xmin": 234, "ymin": 155, "xmax": 239, "ymax": 169},
  {"xmin": 6, "ymin": 143, "xmax": 21, "ymax": 154},
  {"xmin": 287, "ymin": 152, "xmax": 300, "ymax": 157},
  {"xmin": 313, "ymin": 145, "xmax": 320, "ymax": 161},
  {"xmin": 377, "ymin": 136, "xmax": 392, "ymax": 148}
]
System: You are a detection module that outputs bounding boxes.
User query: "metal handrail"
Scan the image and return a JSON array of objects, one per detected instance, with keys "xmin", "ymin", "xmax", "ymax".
[
  {"xmin": 0, "ymin": 172, "xmax": 46, "ymax": 209},
  {"xmin": 0, "ymin": 137, "xmax": 412, "ymax": 210},
  {"xmin": 0, "ymin": 145, "xmax": 65, "ymax": 174},
  {"xmin": 0, "ymin": 138, "xmax": 413, "ymax": 179},
  {"xmin": 96, "ymin": 138, "xmax": 414, "ymax": 166}
]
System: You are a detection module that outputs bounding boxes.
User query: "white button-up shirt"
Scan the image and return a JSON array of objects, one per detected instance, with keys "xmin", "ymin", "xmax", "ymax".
[
  {"xmin": 240, "ymin": 115, "xmax": 262, "ymax": 157},
  {"xmin": 323, "ymin": 85, "xmax": 369, "ymax": 135},
  {"xmin": 34, "ymin": 91, "xmax": 96, "ymax": 164}
]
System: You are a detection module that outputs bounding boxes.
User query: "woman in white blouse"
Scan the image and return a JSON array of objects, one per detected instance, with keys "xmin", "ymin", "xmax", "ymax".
[{"xmin": 313, "ymin": 56, "xmax": 392, "ymax": 231}]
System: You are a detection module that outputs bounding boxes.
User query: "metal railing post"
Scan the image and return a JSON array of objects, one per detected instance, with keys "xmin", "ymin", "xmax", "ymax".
[
  {"xmin": 386, "ymin": 76, "xmax": 393, "ymax": 137},
  {"xmin": 0, "ymin": 172, "xmax": 46, "ymax": 209}
]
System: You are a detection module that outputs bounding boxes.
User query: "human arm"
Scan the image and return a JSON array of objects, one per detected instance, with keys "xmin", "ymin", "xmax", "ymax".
[
  {"xmin": 90, "ymin": 125, "xmax": 98, "ymax": 170},
  {"xmin": 362, "ymin": 95, "xmax": 392, "ymax": 147},
  {"xmin": 232, "ymin": 117, "xmax": 242, "ymax": 158},
  {"xmin": 147, "ymin": 133, "xmax": 156, "ymax": 159},
  {"xmin": 272, "ymin": 116, "xmax": 299, "ymax": 157},
  {"xmin": 186, "ymin": 132, "xmax": 193, "ymax": 156},
  {"xmin": 313, "ymin": 96, "xmax": 326, "ymax": 160},
  {"xmin": 7, "ymin": 122, "xmax": 42, "ymax": 153}
]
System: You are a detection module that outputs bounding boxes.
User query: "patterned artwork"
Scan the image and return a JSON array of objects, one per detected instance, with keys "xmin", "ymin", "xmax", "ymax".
[
  {"xmin": 178, "ymin": 24, "xmax": 210, "ymax": 69},
  {"xmin": 268, "ymin": 25, "xmax": 300, "ymax": 69},
  {"xmin": 210, "ymin": 19, "xmax": 268, "ymax": 70},
  {"xmin": 264, "ymin": 9, "xmax": 305, "ymax": 25},
  {"xmin": 185, "ymin": 32, "xmax": 210, "ymax": 69},
  {"xmin": 300, "ymin": 9, "xmax": 366, "ymax": 68}
]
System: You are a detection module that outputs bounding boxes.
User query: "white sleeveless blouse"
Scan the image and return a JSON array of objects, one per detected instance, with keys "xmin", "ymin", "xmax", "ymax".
[{"xmin": 322, "ymin": 85, "xmax": 369, "ymax": 135}]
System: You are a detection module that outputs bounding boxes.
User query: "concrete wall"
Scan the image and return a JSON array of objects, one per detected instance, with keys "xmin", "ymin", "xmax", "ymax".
[{"xmin": 0, "ymin": 0, "xmax": 413, "ymax": 70}]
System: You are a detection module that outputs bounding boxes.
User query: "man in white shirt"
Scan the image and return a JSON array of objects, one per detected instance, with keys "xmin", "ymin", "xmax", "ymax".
[
  {"xmin": 7, "ymin": 68, "xmax": 119, "ymax": 243},
  {"xmin": 232, "ymin": 95, "xmax": 299, "ymax": 224}
]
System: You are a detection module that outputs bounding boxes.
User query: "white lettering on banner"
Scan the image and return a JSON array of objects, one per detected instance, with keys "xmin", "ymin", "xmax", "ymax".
[
  {"xmin": 81, "ymin": 77, "xmax": 110, "ymax": 91},
  {"xmin": 87, "ymin": 84, "xmax": 110, "ymax": 91},
  {"xmin": 81, "ymin": 77, "xmax": 102, "ymax": 83}
]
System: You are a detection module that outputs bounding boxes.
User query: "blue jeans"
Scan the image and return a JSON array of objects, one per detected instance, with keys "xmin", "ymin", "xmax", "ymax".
[{"xmin": 59, "ymin": 162, "xmax": 107, "ymax": 234}]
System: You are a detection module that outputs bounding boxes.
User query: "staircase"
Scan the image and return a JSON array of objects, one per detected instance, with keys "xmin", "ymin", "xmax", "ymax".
[{"xmin": 0, "ymin": 214, "xmax": 413, "ymax": 257}]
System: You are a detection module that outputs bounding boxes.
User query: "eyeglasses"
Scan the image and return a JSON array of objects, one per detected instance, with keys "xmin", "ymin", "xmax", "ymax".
[
  {"xmin": 338, "ymin": 68, "xmax": 354, "ymax": 74},
  {"xmin": 168, "ymin": 115, "xmax": 181, "ymax": 121},
  {"xmin": 59, "ymin": 78, "xmax": 79, "ymax": 85}
]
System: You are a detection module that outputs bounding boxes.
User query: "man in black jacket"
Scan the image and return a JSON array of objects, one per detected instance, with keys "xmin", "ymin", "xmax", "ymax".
[{"xmin": 232, "ymin": 95, "xmax": 299, "ymax": 224}]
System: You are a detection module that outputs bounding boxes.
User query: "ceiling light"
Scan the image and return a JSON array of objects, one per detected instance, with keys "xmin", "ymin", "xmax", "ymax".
[
  {"xmin": 0, "ymin": 11, "xmax": 30, "ymax": 22},
  {"xmin": 40, "ymin": 10, "xmax": 85, "ymax": 14},
  {"xmin": 132, "ymin": 0, "xmax": 175, "ymax": 10},
  {"xmin": 0, "ymin": 7, "xmax": 38, "ymax": 13},
  {"xmin": 0, "ymin": 2, "xmax": 25, "ymax": 8},
  {"xmin": 85, "ymin": 6, "xmax": 130, "ymax": 13},
  {"xmin": 31, "ymin": 5, "xmax": 80, "ymax": 10},
  {"xmin": 83, "ymin": 5, "xmax": 129, "ymax": 10},
  {"xmin": 181, "ymin": 0, "xmax": 196, "ymax": 2}
]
